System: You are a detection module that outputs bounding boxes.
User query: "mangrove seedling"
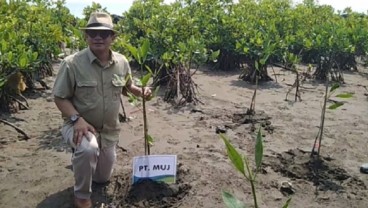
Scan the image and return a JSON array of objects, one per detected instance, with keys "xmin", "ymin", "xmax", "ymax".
[
  {"xmin": 125, "ymin": 39, "xmax": 158, "ymax": 155},
  {"xmin": 220, "ymin": 128, "xmax": 291, "ymax": 208}
]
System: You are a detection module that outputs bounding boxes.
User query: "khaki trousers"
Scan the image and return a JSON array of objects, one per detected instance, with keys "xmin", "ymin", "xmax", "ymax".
[{"xmin": 61, "ymin": 125, "xmax": 117, "ymax": 199}]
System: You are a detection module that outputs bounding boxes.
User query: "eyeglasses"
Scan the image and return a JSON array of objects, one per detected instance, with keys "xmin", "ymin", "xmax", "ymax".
[{"xmin": 85, "ymin": 30, "xmax": 113, "ymax": 39}]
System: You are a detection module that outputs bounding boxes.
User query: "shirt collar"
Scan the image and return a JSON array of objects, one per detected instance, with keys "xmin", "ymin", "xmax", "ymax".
[
  {"xmin": 110, "ymin": 51, "xmax": 118, "ymax": 64},
  {"xmin": 86, "ymin": 47, "xmax": 118, "ymax": 65}
]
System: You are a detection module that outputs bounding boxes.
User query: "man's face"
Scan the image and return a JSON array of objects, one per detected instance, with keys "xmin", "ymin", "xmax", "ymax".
[{"xmin": 85, "ymin": 30, "xmax": 115, "ymax": 53}]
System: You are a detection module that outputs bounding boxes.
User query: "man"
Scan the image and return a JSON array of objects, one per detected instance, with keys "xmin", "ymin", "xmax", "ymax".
[{"xmin": 53, "ymin": 12, "xmax": 151, "ymax": 208}]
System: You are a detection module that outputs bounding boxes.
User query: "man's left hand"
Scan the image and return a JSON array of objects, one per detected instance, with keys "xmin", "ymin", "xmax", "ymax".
[{"xmin": 142, "ymin": 87, "xmax": 152, "ymax": 99}]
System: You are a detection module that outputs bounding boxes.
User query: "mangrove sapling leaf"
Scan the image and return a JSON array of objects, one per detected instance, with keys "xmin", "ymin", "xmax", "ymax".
[
  {"xmin": 329, "ymin": 83, "xmax": 340, "ymax": 93},
  {"xmin": 255, "ymin": 128, "xmax": 263, "ymax": 172},
  {"xmin": 335, "ymin": 93, "xmax": 354, "ymax": 98},
  {"xmin": 327, "ymin": 90, "xmax": 353, "ymax": 109},
  {"xmin": 125, "ymin": 44, "xmax": 140, "ymax": 63},
  {"xmin": 209, "ymin": 50, "xmax": 220, "ymax": 62},
  {"xmin": 146, "ymin": 134, "xmax": 154, "ymax": 146},
  {"xmin": 220, "ymin": 134, "xmax": 246, "ymax": 177},
  {"xmin": 134, "ymin": 77, "xmax": 143, "ymax": 87},
  {"xmin": 127, "ymin": 92, "xmax": 140, "ymax": 107},
  {"xmin": 328, "ymin": 102, "xmax": 344, "ymax": 110},
  {"xmin": 145, "ymin": 65, "xmax": 153, "ymax": 74},
  {"xmin": 222, "ymin": 191, "xmax": 247, "ymax": 208},
  {"xmin": 282, "ymin": 198, "xmax": 292, "ymax": 208},
  {"xmin": 141, "ymin": 73, "xmax": 152, "ymax": 87},
  {"xmin": 139, "ymin": 39, "xmax": 150, "ymax": 62},
  {"xmin": 153, "ymin": 86, "xmax": 160, "ymax": 97}
]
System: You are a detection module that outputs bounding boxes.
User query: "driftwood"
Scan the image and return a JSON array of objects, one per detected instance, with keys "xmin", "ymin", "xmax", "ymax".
[{"xmin": 0, "ymin": 119, "xmax": 31, "ymax": 140}]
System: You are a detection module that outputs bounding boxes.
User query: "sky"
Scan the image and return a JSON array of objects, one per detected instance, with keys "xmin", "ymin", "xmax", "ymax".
[{"xmin": 64, "ymin": 0, "xmax": 367, "ymax": 18}]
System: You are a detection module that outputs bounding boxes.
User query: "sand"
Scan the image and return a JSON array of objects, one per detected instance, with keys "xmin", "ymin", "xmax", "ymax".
[{"xmin": 0, "ymin": 62, "xmax": 368, "ymax": 208}]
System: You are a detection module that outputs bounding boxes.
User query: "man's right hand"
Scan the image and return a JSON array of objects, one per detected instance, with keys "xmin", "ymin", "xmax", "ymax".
[{"xmin": 73, "ymin": 117, "xmax": 96, "ymax": 146}]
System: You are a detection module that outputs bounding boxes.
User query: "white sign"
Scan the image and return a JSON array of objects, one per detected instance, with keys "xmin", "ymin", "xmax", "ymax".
[{"xmin": 132, "ymin": 155, "xmax": 177, "ymax": 184}]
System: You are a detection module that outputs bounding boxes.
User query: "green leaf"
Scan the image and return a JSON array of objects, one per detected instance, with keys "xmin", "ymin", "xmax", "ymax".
[
  {"xmin": 126, "ymin": 44, "xmax": 140, "ymax": 64},
  {"xmin": 209, "ymin": 50, "xmax": 220, "ymax": 61},
  {"xmin": 255, "ymin": 128, "xmax": 264, "ymax": 171},
  {"xmin": 178, "ymin": 42, "xmax": 186, "ymax": 53},
  {"xmin": 243, "ymin": 47, "xmax": 249, "ymax": 54},
  {"xmin": 256, "ymin": 37, "xmax": 263, "ymax": 46},
  {"xmin": 329, "ymin": 83, "xmax": 340, "ymax": 93},
  {"xmin": 139, "ymin": 39, "xmax": 150, "ymax": 62},
  {"xmin": 161, "ymin": 52, "xmax": 173, "ymax": 62},
  {"xmin": 304, "ymin": 39, "xmax": 313, "ymax": 49},
  {"xmin": 141, "ymin": 73, "xmax": 151, "ymax": 87},
  {"xmin": 1, "ymin": 40, "xmax": 8, "ymax": 52},
  {"xmin": 19, "ymin": 53, "xmax": 29, "ymax": 68},
  {"xmin": 145, "ymin": 65, "xmax": 153, "ymax": 74},
  {"xmin": 127, "ymin": 92, "xmax": 139, "ymax": 106},
  {"xmin": 282, "ymin": 198, "xmax": 292, "ymax": 208},
  {"xmin": 260, "ymin": 58, "xmax": 266, "ymax": 66},
  {"xmin": 146, "ymin": 134, "xmax": 154, "ymax": 145},
  {"xmin": 255, "ymin": 61, "xmax": 259, "ymax": 71},
  {"xmin": 153, "ymin": 86, "xmax": 160, "ymax": 97},
  {"xmin": 328, "ymin": 102, "xmax": 344, "ymax": 110},
  {"xmin": 335, "ymin": 93, "xmax": 353, "ymax": 98},
  {"xmin": 220, "ymin": 134, "xmax": 246, "ymax": 176},
  {"xmin": 222, "ymin": 191, "xmax": 246, "ymax": 208},
  {"xmin": 32, "ymin": 52, "xmax": 38, "ymax": 61},
  {"xmin": 7, "ymin": 52, "xmax": 14, "ymax": 62},
  {"xmin": 0, "ymin": 77, "xmax": 6, "ymax": 88},
  {"xmin": 134, "ymin": 77, "xmax": 142, "ymax": 86},
  {"xmin": 236, "ymin": 42, "xmax": 242, "ymax": 50}
]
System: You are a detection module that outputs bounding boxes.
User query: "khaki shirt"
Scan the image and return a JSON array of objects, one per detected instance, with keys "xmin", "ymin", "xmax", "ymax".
[{"xmin": 53, "ymin": 47, "xmax": 131, "ymax": 142}]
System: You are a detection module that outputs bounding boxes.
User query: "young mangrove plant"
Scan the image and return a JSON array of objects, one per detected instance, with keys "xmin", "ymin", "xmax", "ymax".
[
  {"xmin": 309, "ymin": 72, "xmax": 353, "ymax": 194},
  {"xmin": 248, "ymin": 73, "xmax": 258, "ymax": 116},
  {"xmin": 246, "ymin": 61, "xmax": 262, "ymax": 115},
  {"xmin": 284, "ymin": 52, "xmax": 303, "ymax": 102},
  {"xmin": 220, "ymin": 128, "xmax": 291, "ymax": 208},
  {"xmin": 311, "ymin": 79, "xmax": 353, "ymax": 157},
  {"xmin": 125, "ymin": 39, "xmax": 158, "ymax": 155},
  {"xmin": 161, "ymin": 37, "xmax": 219, "ymax": 106}
]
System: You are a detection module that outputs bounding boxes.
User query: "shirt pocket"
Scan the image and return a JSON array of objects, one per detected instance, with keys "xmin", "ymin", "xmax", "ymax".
[
  {"xmin": 75, "ymin": 80, "xmax": 98, "ymax": 104},
  {"xmin": 112, "ymin": 74, "xmax": 126, "ymax": 101}
]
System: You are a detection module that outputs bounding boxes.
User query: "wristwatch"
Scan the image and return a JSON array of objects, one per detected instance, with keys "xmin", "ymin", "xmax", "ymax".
[{"xmin": 70, "ymin": 114, "xmax": 80, "ymax": 124}]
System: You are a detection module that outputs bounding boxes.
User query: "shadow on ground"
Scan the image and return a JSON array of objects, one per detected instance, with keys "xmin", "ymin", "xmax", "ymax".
[
  {"xmin": 36, "ymin": 187, "xmax": 74, "ymax": 208},
  {"xmin": 36, "ymin": 182, "xmax": 112, "ymax": 208}
]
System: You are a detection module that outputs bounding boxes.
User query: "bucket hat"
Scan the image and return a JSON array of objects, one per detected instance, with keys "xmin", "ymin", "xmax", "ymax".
[{"xmin": 80, "ymin": 12, "xmax": 116, "ymax": 32}]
